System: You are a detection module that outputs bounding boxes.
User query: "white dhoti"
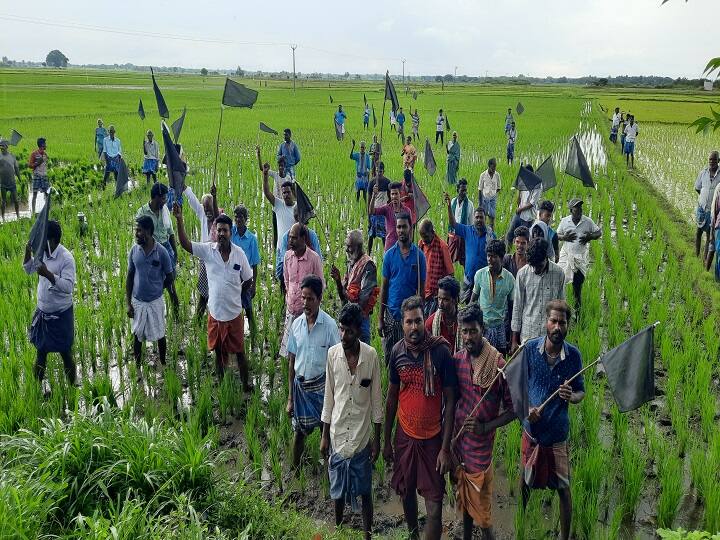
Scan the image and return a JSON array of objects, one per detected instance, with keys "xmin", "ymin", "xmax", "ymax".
[
  {"xmin": 131, "ymin": 296, "xmax": 167, "ymax": 342},
  {"xmin": 558, "ymin": 244, "xmax": 590, "ymax": 285}
]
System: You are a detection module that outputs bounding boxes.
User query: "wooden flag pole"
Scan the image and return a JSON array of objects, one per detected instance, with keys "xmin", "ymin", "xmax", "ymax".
[
  {"xmin": 211, "ymin": 105, "xmax": 225, "ymax": 187},
  {"xmin": 535, "ymin": 357, "xmax": 601, "ymax": 414}
]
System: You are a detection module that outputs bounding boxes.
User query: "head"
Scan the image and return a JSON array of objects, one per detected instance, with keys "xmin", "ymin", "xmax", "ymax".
[
  {"xmin": 527, "ymin": 238, "xmax": 549, "ymax": 273},
  {"xmin": 513, "ymin": 226, "xmax": 530, "ymax": 256},
  {"xmin": 378, "ymin": 161, "xmax": 385, "ymax": 175},
  {"xmin": 338, "ymin": 105, "xmax": 343, "ymax": 112},
  {"xmin": 508, "ymin": 108, "xmax": 512, "ymax": 114},
  {"xmin": 545, "ymin": 300, "xmax": 571, "ymax": 345},
  {"xmin": 283, "ymin": 128, "xmax": 292, "ymax": 143},
  {"xmin": 360, "ymin": 140, "xmax": 366, "ymax": 153},
  {"xmin": 389, "ymin": 181, "xmax": 402, "ymax": 204},
  {"xmin": 97, "ymin": 119, "xmax": 104, "ymax": 127},
  {"xmin": 488, "ymin": 157, "xmax": 497, "ymax": 174},
  {"xmin": 300, "ymin": 275, "xmax": 323, "ymax": 318},
  {"xmin": 338, "ymin": 302, "xmax": 363, "ymax": 349},
  {"xmin": 373, "ymin": 134, "xmax": 378, "ymax": 143},
  {"xmin": 146, "ymin": 130, "xmax": 154, "ymax": 141},
  {"xmin": 396, "ymin": 213, "xmax": 412, "ymax": 244},
  {"xmin": 418, "ymin": 219, "xmax": 435, "ymax": 246},
  {"xmin": 569, "ymin": 199, "xmax": 584, "ymax": 220},
  {"xmin": 37, "ymin": 137, "xmax": 47, "ymax": 150},
  {"xmin": 46, "ymin": 220, "xmax": 62, "ymax": 252},
  {"xmin": 457, "ymin": 178, "xmax": 468, "ymax": 200},
  {"xmin": 614, "ymin": 107, "xmax": 620, "ymax": 114},
  {"xmin": 531, "ymin": 221, "xmax": 546, "ymax": 241},
  {"xmin": 439, "ymin": 108, "xmax": 443, "ymax": 115},
  {"xmin": 281, "ymin": 180, "xmax": 294, "ymax": 205},
  {"xmin": 234, "ymin": 205, "xmax": 248, "ymax": 231},
  {"xmin": 452, "ymin": 131, "xmax": 458, "ymax": 142},
  {"xmin": 134, "ymin": 215, "xmax": 155, "ymax": 245},
  {"xmin": 437, "ymin": 276, "xmax": 460, "ymax": 318},
  {"xmin": 473, "ymin": 208, "xmax": 486, "ymax": 230},
  {"xmin": 108, "ymin": 125, "xmax": 116, "ymax": 138},
  {"xmin": 150, "ymin": 182, "xmax": 169, "ymax": 208},
  {"xmin": 401, "ymin": 296, "xmax": 425, "ymax": 345},
  {"xmin": 709, "ymin": 151, "xmax": 719, "ymax": 172},
  {"xmin": 629, "ymin": 115, "xmax": 635, "ymax": 125},
  {"xmin": 345, "ymin": 229, "xmax": 364, "ymax": 263},
  {"xmin": 486, "ymin": 239, "xmax": 506, "ymax": 274},
  {"xmin": 406, "ymin": 136, "xmax": 412, "ymax": 145},
  {"xmin": 538, "ymin": 200, "xmax": 555, "ymax": 225},
  {"xmin": 458, "ymin": 304, "xmax": 485, "ymax": 355},
  {"xmin": 403, "ymin": 168, "xmax": 413, "ymax": 185},
  {"xmin": 288, "ymin": 222, "xmax": 308, "ymax": 252},
  {"xmin": 201, "ymin": 194, "xmax": 215, "ymax": 219},
  {"xmin": 214, "ymin": 214, "xmax": 233, "ymax": 247},
  {"xmin": 399, "ymin": 107, "xmax": 403, "ymax": 114},
  {"xmin": 276, "ymin": 155, "xmax": 287, "ymax": 176}
]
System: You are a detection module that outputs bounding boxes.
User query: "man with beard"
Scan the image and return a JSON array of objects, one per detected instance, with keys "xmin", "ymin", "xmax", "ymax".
[
  {"xmin": 425, "ymin": 275, "xmax": 462, "ymax": 354},
  {"xmin": 418, "ymin": 219, "xmax": 454, "ymax": 316},
  {"xmin": 126, "ymin": 216, "xmax": 174, "ymax": 374},
  {"xmin": 384, "ymin": 296, "xmax": 457, "ymax": 540},
  {"xmin": 173, "ymin": 205, "xmax": 254, "ymax": 389},
  {"xmin": 452, "ymin": 304, "xmax": 515, "ymax": 540},
  {"xmin": 330, "ymin": 230, "xmax": 379, "ymax": 344},
  {"xmin": 521, "ymin": 300, "xmax": 585, "ymax": 540},
  {"xmin": 320, "ymin": 302, "xmax": 382, "ymax": 539},
  {"xmin": 369, "ymin": 180, "xmax": 412, "ymax": 252}
]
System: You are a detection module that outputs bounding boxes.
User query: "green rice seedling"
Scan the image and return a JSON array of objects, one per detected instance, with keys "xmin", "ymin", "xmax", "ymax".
[
  {"xmin": 81, "ymin": 373, "xmax": 118, "ymax": 408},
  {"xmin": 657, "ymin": 443, "xmax": 683, "ymax": 528},
  {"xmin": 164, "ymin": 367, "xmax": 182, "ymax": 413},
  {"xmin": 503, "ymin": 421, "xmax": 522, "ymax": 495},
  {"xmin": 191, "ymin": 379, "xmax": 214, "ymax": 437},
  {"xmin": 620, "ymin": 431, "xmax": 646, "ymax": 519}
]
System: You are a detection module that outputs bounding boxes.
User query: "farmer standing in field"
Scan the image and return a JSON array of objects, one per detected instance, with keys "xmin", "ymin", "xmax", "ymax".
[
  {"xmin": 609, "ymin": 107, "xmax": 621, "ymax": 144},
  {"xmin": 477, "ymin": 158, "xmax": 501, "ymax": 230},
  {"xmin": 350, "ymin": 139, "xmax": 371, "ymax": 203},
  {"xmin": 425, "ymin": 276, "xmax": 462, "ymax": 354},
  {"xmin": 505, "ymin": 108, "xmax": 514, "ymax": 134},
  {"xmin": 506, "ymin": 122, "xmax": 517, "ymax": 165},
  {"xmin": 705, "ymin": 182, "xmax": 720, "ymax": 280},
  {"xmin": 693, "ymin": 150, "xmax": 720, "ymax": 259},
  {"xmin": 369, "ymin": 181, "xmax": 413, "ymax": 252},
  {"xmin": 623, "ymin": 115, "xmax": 639, "ymax": 169},
  {"xmin": 23, "ymin": 220, "xmax": 77, "ymax": 387},
  {"xmin": 330, "ymin": 229, "xmax": 379, "ymax": 344},
  {"xmin": 369, "ymin": 135, "xmax": 382, "ymax": 178},
  {"xmin": 448, "ymin": 178, "xmax": 474, "ymax": 268},
  {"xmin": 367, "ymin": 162, "xmax": 391, "ymax": 254},
  {"xmin": 101, "ymin": 125, "xmax": 123, "ymax": 186},
  {"xmin": 418, "ymin": 219, "xmax": 454, "ymax": 316},
  {"xmin": 537, "ymin": 201, "xmax": 560, "ymax": 263},
  {"xmin": 396, "ymin": 107, "xmax": 406, "ymax": 140},
  {"xmin": 29, "ymin": 137, "xmax": 49, "ymax": 215},
  {"xmin": 384, "ymin": 296, "xmax": 457, "ymax": 540},
  {"xmin": 286, "ymin": 274, "xmax": 340, "ymax": 469},
  {"xmin": 519, "ymin": 300, "xmax": 585, "ymax": 540},
  {"xmin": 231, "ymin": 205, "xmax": 260, "ymax": 327},
  {"xmin": 142, "ymin": 130, "xmax": 160, "ymax": 184},
  {"xmin": 363, "ymin": 102, "xmax": 371, "ymax": 130},
  {"xmin": 411, "ymin": 109, "xmax": 420, "ymax": 141},
  {"xmin": 275, "ymin": 206, "xmax": 323, "ymax": 284},
  {"xmin": 435, "ymin": 109, "xmax": 445, "ymax": 145},
  {"xmin": 258, "ymin": 145, "xmax": 296, "ymax": 251},
  {"xmin": 125, "ymin": 215, "xmax": 174, "ymax": 374},
  {"xmin": 505, "ymin": 168, "xmax": 542, "ymax": 247},
  {"xmin": 173, "ymin": 205, "xmax": 254, "ymax": 390},
  {"xmin": 402, "ymin": 135, "xmax": 417, "ymax": 172},
  {"xmin": 452, "ymin": 303, "xmax": 516, "ymax": 540},
  {"xmin": 262, "ymin": 162, "xmax": 297, "ymax": 277},
  {"xmin": 0, "ymin": 139, "xmax": 21, "ymax": 221},
  {"xmin": 277, "ymin": 128, "xmax": 301, "ymax": 178},
  {"xmin": 320, "ymin": 302, "xmax": 382, "ymax": 539},
  {"xmin": 556, "ymin": 199, "xmax": 602, "ymax": 311},
  {"xmin": 94, "ymin": 119, "xmax": 107, "ymax": 158},
  {"xmin": 446, "ymin": 131, "xmax": 461, "ymax": 185},
  {"xmin": 335, "ymin": 105, "xmax": 348, "ymax": 141}
]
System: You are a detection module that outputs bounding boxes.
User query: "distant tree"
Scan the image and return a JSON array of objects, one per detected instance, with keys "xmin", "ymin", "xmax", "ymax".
[
  {"xmin": 434, "ymin": 75, "xmax": 443, "ymax": 83},
  {"xmin": 355, "ymin": 74, "xmax": 361, "ymax": 80},
  {"xmin": 594, "ymin": 78, "xmax": 609, "ymax": 87},
  {"xmin": 443, "ymin": 74, "xmax": 454, "ymax": 82},
  {"xmin": 200, "ymin": 68, "xmax": 208, "ymax": 76},
  {"xmin": 235, "ymin": 66, "xmax": 244, "ymax": 77},
  {"xmin": 344, "ymin": 71, "xmax": 350, "ymax": 79},
  {"xmin": 46, "ymin": 50, "xmax": 68, "ymax": 68}
]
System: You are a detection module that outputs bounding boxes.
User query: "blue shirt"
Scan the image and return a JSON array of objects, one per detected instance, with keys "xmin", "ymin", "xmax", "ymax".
[
  {"xmin": 277, "ymin": 141, "xmax": 301, "ymax": 168},
  {"xmin": 382, "ymin": 243, "xmax": 427, "ymax": 320},
  {"xmin": 522, "ymin": 337, "xmax": 585, "ymax": 446},
  {"xmin": 396, "ymin": 112, "xmax": 406, "ymax": 126},
  {"xmin": 350, "ymin": 152, "xmax": 371, "ymax": 177},
  {"xmin": 102, "ymin": 136, "xmax": 122, "ymax": 157},
  {"xmin": 363, "ymin": 108, "xmax": 370, "ymax": 122},
  {"xmin": 128, "ymin": 242, "xmax": 173, "ymax": 302},
  {"xmin": 275, "ymin": 228, "xmax": 323, "ymax": 280},
  {"xmin": 288, "ymin": 309, "xmax": 341, "ymax": 380},
  {"xmin": 230, "ymin": 226, "xmax": 261, "ymax": 267},
  {"xmin": 334, "ymin": 111, "xmax": 347, "ymax": 125},
  {"xmin": 453, "ymin": 223, "xmax": 495, "ymax": 281}
]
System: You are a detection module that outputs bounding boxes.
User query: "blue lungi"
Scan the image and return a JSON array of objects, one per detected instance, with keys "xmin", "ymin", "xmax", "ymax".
[
  {"xmin": 29, "ymin": 305, "xmax": 74, "ymax": 353},
  {"xmin": 292, "ymin": 373, "xmax": 325, "ymax": 435},
  {"xmin": 329, "ymin": 444, "xmax": 373, "ymax": 511}
]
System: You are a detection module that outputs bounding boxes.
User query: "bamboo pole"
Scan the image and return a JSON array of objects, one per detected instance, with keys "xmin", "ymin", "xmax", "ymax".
[{"xmin": 211, "ymin": 106, "xmax": 224, "ymax": 187}]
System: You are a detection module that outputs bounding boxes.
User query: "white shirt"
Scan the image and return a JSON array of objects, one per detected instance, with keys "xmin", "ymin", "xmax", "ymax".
[
  {"xmin": 23, "ymin": 243, "xmax": 76, "ymax": 313},
  {"xmin": 519, "ymin": 186, "xmax": 542, "ymax": 222},
  {"xmin": 694, "ymin": 167, "xmax": 720, "ymax": 210},
  {"xmin": 143, "ymin": 139, "xmax": 159, "ymax": 160},
  {"xmin": 191, "ymin": 241, "xmax": 252, "ymax": 321},
  {"xmin": 451, "ymin": 196, "xmax": 474, "ymax": 225},
  {"xmin": 508, "ymin": 129, "xmax": 517, "ymax": 143},
  {"xmin": 478, "ymin": 169, "xmax": 502, "ymax": 200},
  {"xmin": 273, "ymin": 199, "xmax": 297, "ymax": 250},
  {"xmin": 436, "ymin": 115, "xmax": 445, "ymax": 131},
  {"xmin": 184, "ymin": 186, "xmax": 213, "ymax": 242},
  {"xmin": 270, "ymin": 169, "xmax": 295, "ymax": 199},
  {"xmin": 556, "ymin": 214, "xmax": 601, "ymax": 257},
  {"xmin": 321, "ymin": 342, "xmax": 383, "ymax": 459},
  {"xmin": 611, "ymin": 113, "xmax": 621, "ymax": 129},
  {"xmin": 624, "ymin": 123, "xmax": 639, "ymax": 142}
]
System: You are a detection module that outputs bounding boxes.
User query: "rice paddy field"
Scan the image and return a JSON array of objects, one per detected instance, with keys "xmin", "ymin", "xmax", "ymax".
[{"xmin": 1, "ymin": 68, "xmax": 720, "ymax": 539}]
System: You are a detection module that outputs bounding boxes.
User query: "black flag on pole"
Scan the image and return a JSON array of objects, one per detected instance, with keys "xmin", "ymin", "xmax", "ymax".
[
  {"xmin": 384, "ymin": 71, "xmax": 400, "ymax": 113},
  {"xmin": 222, "ymin": 79, "xmax": 258, "ymax": 108},
  {"xmin": 161, "ymin": 121, "xmax": 187, "ymax": 196},
  {"xmin": 513, "ymin": 165, "xmax": 543, "ymax": 191},
  {"xmin": 565, "ymin": 136, "xmax": 595, "ymax": 188},
  {"xmin": 294, "ymin": 181, "xmax": 315, "ymax": 224},
  {"xmin": 516, "ymin": 102, "xmax": 525, "ymax": 115},
  {"xmin": 363, "ymin": 93, "xmax": 367, "ymax": 106},
  {"xmin": 412, "ymin": 180, "xmax": 430, "ymax": 221},
  {"xmin": 445, "ymin": 114, "xmax": 451, "ymax": 132},
  {"xmin": 9, "ymin": 129, "xmax": 22, "ymax": 146},
  {"xmin": 259, "ymin": 122, "xmax": 278, "ymax": 135},
  {"xmin": 372, "ymin": 105, "xmax": 377, "ymax": 127},
  {"xmin": 329, "ymin": 94, "xmax": 334, "ymax": 104},
  {"xmin": 171, "ymin": 107, "xmax": 187, "ymax": 142},
  {"xmin": 28, "ymin": 191, "xmax": 51, "ymax": 264},
  {"xmin": 151, "ymin": 67, "xmax": 169, "ymax": 119},
  {"xmin": 114, "ymin": 158, "xmax": 130, "ymax": 198},
  {"xmin": 423, "ymin": 138, "xmax": 437, "ymax": 176},
  {"xmin": 503, "ymin": 349, "xmax": 530, "ymax": 423},
  {"xmin": 536, "ymin": 156, "xmax": 557, "ymax": 190},
  {"xmin": 138, "ymin": 98, "xmax": 146, "ymax": 120}
]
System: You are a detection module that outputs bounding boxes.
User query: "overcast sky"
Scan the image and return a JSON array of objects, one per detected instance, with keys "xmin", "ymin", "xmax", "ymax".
[{"xmin": 0, "ymin": 0, "xmax": 713, "ymax": 78}]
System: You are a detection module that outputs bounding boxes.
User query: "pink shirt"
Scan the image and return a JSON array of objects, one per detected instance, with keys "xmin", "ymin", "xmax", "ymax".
[
  {"xmin": 284, "ymin": 248, "xmax": 324, "ymax": 316},
  {"xmin": 373, "ymin": 202, "xmax": 412, "ymax": 251}
]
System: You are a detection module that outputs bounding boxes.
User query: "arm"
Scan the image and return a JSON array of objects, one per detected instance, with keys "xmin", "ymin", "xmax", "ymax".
[
  {"xmin": 349, "ymin": 140, "xmax": 356, "ymax": 159},
  {"xmin": 319, "ymin": 360, "xmax": 335, "ymax": 459},
  {"xmin": 183, "ymin": 185, "xmax": 203, "ymax": 220},
  {"xmin": 40, "ymin": 255, "xmax": 76, "ymax": 292},
  {"xmin": 210, "ymin": 183, "xmax": 219, "ymax": 218},
  {"xmin": 330, "ymin": 264, "xmax": 347, "ymax": 303},
  {"xmin": 286, "ymin": 353, "xmax": 296, "ymax": 416},
  {"xmin": 368, "ymin": 182, "xmax": 379, "ymax": 214},
  {"xmin": 510, "ymin": 272, "xmax": 524, "ymax": 352},
  {"xmin": 172, "ymin": 204, "xmax": 193, "ymax": 255},
  {"xmin": 383, "ymin": 382, "xmax": 399, "ymax": 461},
  {"xmin": 262, "ymin": 165, "xmax": 275, "ymax": 205},
  {"xmin": 256, "ymin": 146, "xmax": 263, "ymax": 171},
  {"xmin": 444, "ymin": 192, "xmax": 457, "ymax": 228},
  {"xmin": 294, "ymin": 143, "xmax": 301, "ymax": 165},
  {"xmin": 379, "ymin": 277, "xmax": 389, "ymax": 336},
  {"xmin": 436, "ymin": 385, "xmax": 457, "ymax": 474}
]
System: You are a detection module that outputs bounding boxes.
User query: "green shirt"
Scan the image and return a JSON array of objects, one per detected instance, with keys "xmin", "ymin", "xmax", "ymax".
[
  {"xmin": 135, "ymin": 203, "xmax": 174, "ymax": 244},
  {"xmin": 472, "ymin": 267, "xmax": 515, "ymax": 328}
]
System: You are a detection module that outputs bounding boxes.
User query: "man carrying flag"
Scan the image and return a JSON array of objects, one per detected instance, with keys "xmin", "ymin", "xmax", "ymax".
[
  {"xmin": 363, "ymin": 102, "xmax": 370, "ymax": 130},
  {"xmin": 101, "ymin": 126, "xmax": 123, "ymax": 186},
  {"xmin": 507, "ymin": 122, "xmax": 517, "ymax": 165},
  {"xmin": 334, "ymin": 105, "xmax": 347, "ymax": 141}
]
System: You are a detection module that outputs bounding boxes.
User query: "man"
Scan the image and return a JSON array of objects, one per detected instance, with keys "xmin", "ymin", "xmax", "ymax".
[
  {"xmin": 623, "ymin": 115, "xmax": 639, "ymax": 168},
  {"xmin": 477, "ymin": 158, "xmax": 501, "ymax": 229},
  {"xmin": 706, "ymin": 181, "xmax": 720, "ymax": 280},
  {"xmin": 174, "ymin": 206, "xmax": 254, "ymax": 388},
  {"xmin": 453, "ymin": 303, "xmax": 515, "ymax": 540},
  {"xmin": 23, "ymin": 220, "xmax": 77, "ymax": 387},
  {"xmin": 521, "ymin": 300, "xmax": 585, "ymax": 540},
  {"xmin": 136, "ymin": 183, "xmax": 180, "ymax": 313},
  {"xmin": 538, "ymin": 200, "xmax": 559, "ymax": 263},
  {"xmin": 363, "ymin": 103, "xmax": 370, "ymax": 130},
  {"xmin": 384, "ymin": 296, "xmax": 457, "ymax": 540},
  {"xmin": 28, "ymin": 137, "xmax": 49, "ymax": 215},
  {"xmin": 379, "ymin": 213, "xmax": 426, "ymax": 363},
  {"xmin": 0, "ymin": 139, "xmax": 21, "ymax": 221},
  {"xmin": 287, "ymin": 274, "xmax": 340, "ymax": 468},
  {"xmin": 369, "ymin": 181, "xmax": 412, "ymax": 252},
  {"xmin": 390, "ymin": 109, "xmax": 397, "ymax": 132},
  {"xmin": 142, "ymin": 130, "xmax": 159, "ymax": 183},
  {"xmin": 503, "ymin": 225, "xmax": 529, "ymax": 278},
  {"xmin": 435, "ymin": 109, "xmax": 445, "ymax": 145},
  {"xmin": 556, "ymin": 199, "xmax": 602, "ymax": 311},
  {"xmin": 402, "ymin": 135, "xmax": 417, "ymax": 171},
  {"xmin": 369, "ymin": 135, "xmax": 382, "ymax": 178},
  {"xmin": 471, "ymin": 240, "xmax": 515, "ymax": 354},
  {"xmin": 506, "ymin": 122, "xmax": 517, "ymax": 165},
  {"xmin": 505, "ymin": 172, "xmax": 542, "ymax": 246},
  {"xmin": 448, "ymin": 179, "xmax": 474, "ymax": 267},
  {"xmin": 694, "ymin": 151, "xmax": 720, "ymax": 258},
  {"xmin": 411, "ymin": 109, "xmax": 420, "ymax": 141},
  {"xmin": 504, "ymin": 108, "xmax": 514, "ymax": 134},
  {"xmin": 277, "ymin": 128, "xmax": 301, "ymax": 177},
  {"xmin": 231, "ymin": 205, "xmax": 260, "ymax": 327},
  {"xmin": 510, "ymin": 238, "xmax": 565, "ymax": 353},
  {"xmin": 367, "ymin": 162, "xmax": 391, "ymax": 254},
  {"xmin": 418, "ymin": 219, "xmax": 454, "ymax": 315},
  {"xmin": 350, "ymin": 139, "xmax": 371, "ymax": 202},
  {"xmin": 425, "ymin": 275, "xmax": 462, "ymax": 354},
  {"xmin": 101, "ymin": 125, "xmax": 123, "ymax": 185},
  {"xmin": 610, "ymin": 107, "xmax": 621, "ymax": 144},
  {"xmin": 445, "ymin": 193, "xmax": 495, "ymax": 304},
  {"xmin": 446, "ymin": 131, "xmax": 461, "ymax": 185},
  {"xmin": 396, "ymin": 107, "xmax": 406, "ymax": 139},
  {"xmin": 262, "ymin": 162, "xmax": 297, "ymax": 261},
  {"xmin": 95, "ymin": 119, "xmax": 107, "ymax": 158},
  {"xmin": 125, "ymin": 215, "xmax": 174, "ymax": 372},
  {"xmin": 335, "ymin": 105, "xmax": 347, "ymax": 141},
  {"xmin": 275, "ymin": 206, "xmax": 323, "ymax": 285},
  {"xmin": 258, "ymin": 146, "xmax": 296, "ymax": 196},
  {"xmin": 320, "ymin": 302, "xmax": 382, "ymax": 539},
  {"xmin": 330, "ymin": 230, "xmax": 379, "ymax": 344},
  {"xmin": 282, "ymin": 223, "xmax": 325, "ymax": 357}
]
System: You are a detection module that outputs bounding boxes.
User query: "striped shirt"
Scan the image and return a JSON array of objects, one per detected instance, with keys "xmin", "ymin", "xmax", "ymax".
[{"xmin": 511, "ymin": 260, "xmax": 565, "ymax": 343}]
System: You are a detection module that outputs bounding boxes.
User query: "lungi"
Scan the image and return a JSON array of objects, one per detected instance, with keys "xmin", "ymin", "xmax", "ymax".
[
  {"xmin": 455, "ymin": 464, "xmax": 494, "ymax": 528},
  {"xmin": 131, "ymin": 296, "xmax": 166, "ymax": 342},
  {"xmin": 105, "ymin": 155, "xmax": 121, "ymax": 173},
  {"xmin": 142, "ymin": 158, "xmax": 159, "ymax": 173},
  {"xmin": 292, "ymin": 373, "xmax": 325, "ymax": 435},
  {"xmin": 382, "ymin": 310, "xmax": 404, "ymax": 365},
  {"xmin": 29, "ymin": 305, "xmax": 74, "ymax": 353},
  {"xmin": 207, "ymin": 312, "xmax": 244, "ymax": 366},
  {"xmin": 484, "ymin": 324, "xmax": 507, "ymax": 354},
  {"xmin": 329, "ymin": 444, "xmax": 373, "ymax": 511},
  {"xmin": 390, "ymin": 424, "xmax": 445, "ymax": 502},
  {"xmin": 558, "ymin": 244, "xmax": 589, "ymax": 285},
  {"xmin": 448, "ymin": 233, "xmax": 465, "ymax": 266},
  {"xmin": 521, "ymin": 430, "xmax": 570, "ymax": 490}
]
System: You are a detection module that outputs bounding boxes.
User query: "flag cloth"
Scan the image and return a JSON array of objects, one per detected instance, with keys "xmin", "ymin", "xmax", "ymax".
[
  {"xmin": 9, "ymin": 129, "xmax": 22, "ymax": 146},
  {"xmin": 222, "ymin": 78, "xmax": 258, "ymax": 108},
  {"xmin": 412, "ymin": 180, "xmax": 430, "ymax": 221},
  {"xmin": 363, "ymin": 93, "xmax": 367, "ymax": 106},
  {"xmin": 445, "ymin": 114, "xmax": 451, "ymax": 132},
  {"xmin": 294, "ymin": 181, "xmax": 315, "ymax": 224},
  {"xmin": 503, "ymin": 348, "xmax": 529, "ymax": 423},
  {"xmin": 423, "ymin": 138, "xmax": 437, "ymax": 176},
  {"xmin": 412, "ymin": 91, "xmax": 418, "ymax": 100},
  {"xmin": 161, "ymin": 121, "xmax": 187, "ymax": 194},
  {"xmin": 384, "ymin": 71, "xmax": 400, "ymax": 113},
  {"xmin": 28, "ymin": 191, "xmax": 51, "ymax": 264},
  {"xmin": 114, "ymin": 158, "xmax": 130, "ymax": 198},
  {"xmin": 600, "ymin": 324, "xmax": 655, "ymax": 413},
  {"xmin": 372, "ymin": 105, "xmax": 377, "ymax": 127},
  {"xmin": 329, "ymin": 94, "xmax": 334, "ymax": 104},
  {"xmin": 516, "ymin": 102, "xmax": 525, "ymax": 115},
  {"xmin": 151, "ymin": 67, "xmax": 169, "ymax": 119},
  {"xmin": 171, "ymin": 107, "xmax": 187, "ymax": 142},
  {"xmin": 514, "ymin": 165, "xmax": 543, "ymax": 191},
  {"xmin": 536, "ymin": 156, "xmax": 557, "ymax": 190},
  {"xmin": 138, "ymin": 98, "xmax": 146, "ymax": 120},
  {"xmin": 564, "ymin": 136, "xmax": 595, "ymax": 188},
  {"xmin": 334, "ymin": 120, "xmax": 343, "ymax": 141},
  {"xmin": 259, "ymin": 122, "xmax": 278, "ymax": 135}
]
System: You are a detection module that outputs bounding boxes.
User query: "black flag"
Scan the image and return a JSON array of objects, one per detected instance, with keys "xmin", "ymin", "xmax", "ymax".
[
  {"xmin": 363, "ymin": 93, "xmax": 367, "ymax": 106},
  {"xmin": 565, "ymin": 136, "xmax": 595, "ymax": 188},
  {"xmin": 372, "ymin": 105, "xmax": 377, "ymax": 127},
  {"xmin": 28, "ymin": 191, "xmax": 51, "ymax": 264},
  {"xmin": 138, "ymin": 98, "xmax": 146, "ymax": 120},
  {"xmin": 151, "ymin": 67, "xmax": 169, "ymax": 119},
  {"xmin": 171, "ymin": 107, "xmax": 186, "ymax": 142},
  {"xmin": 161, "ymin": 121, "xmax": 186, "ymax": 195},
  {"xmin": 384, "ymin": 71, "xmax": 400, "ymax": 113},
  {"xmin": 424, "ymin": 138, "xmax": 437, "ymax": 176},
  {"xmin": 412, "ymin": 180, "xmax": 430, "ymax": 221},
  {"xmin": 536, "ymin": 156, "xmax": 557, "ymax": 190},
  {"xmin": 413, "ymin": 91, "xmax": 418, "ymax": 100},
  {"xmin": 114, "ymin": 158, "xmax": 130, "ymax": 198},
  {"xmin": 445, "ymin": 114, "xmax": 451, "ymax": 132},
  {"xmin": 329, "ymin": 94, "xmax": 334, "ymax": 104},
  {"xmin": 503, "ymin": 348, "xmax": 530, "ymax": 422},
  {"xmin": 222, "ymin": 78, "xmax": 258, "ymax": 108},
  {"xmin": 514, "ymin": 165, "xmax": 543, "ymax": 191},
  {"xmin": 294, "ymin": 181, "xmax": 315, "ymax": 224},
  {"xmin": 516, "ymin": 102, "xmax": 525, "ymax": 115},
  {"xmin": 9, "ymin": 129, "xmax": 22, "ymax": 146},
  {"xmin": 259, "ymin": 122, "xmax": 278, "ymax": 136},
  {"xmin": 601, "ymin": 324, "xmax": 656, "ymax": 412}
]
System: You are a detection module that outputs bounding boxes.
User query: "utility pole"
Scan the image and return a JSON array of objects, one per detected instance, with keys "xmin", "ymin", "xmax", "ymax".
[
  {"xmin": 291, "ymin": 44, "xmax": 297, "ymax": 93},
  {"xmin": 402, "ymin": 59, "xmax": 406, "ymax": 86},
  {"xmin": 454, "ymin": 66, "xmax": 458, "ymax": 82}
]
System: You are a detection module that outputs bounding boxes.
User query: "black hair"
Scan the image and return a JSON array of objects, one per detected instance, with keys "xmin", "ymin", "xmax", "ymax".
[
  {"xmin": 486, "ymin": 239, "xmax": 506, "ymax": 258},
  {"xmin": 437, "ymin": 275, "xmax": 460, "ymax": 300},
  {"xmin": 37, "ymin": 137, "xmax": 46, "ymax": 147},
  {"xmin": 539, "ymin": 200, "xmax": 555, "ymax": 213},
  {"xmin": 215, "ymin": 214, "xmax": 233, "ymax": 228},
  {"xmin": 546, "ymin": 299, "xmax": 572, "ymax": 320},
  {"xmin": 389, "ymin": 181, "xmax": 403, "ymax": 191},
  {"xmin": 46, "ymin": 220, "xmax": 61, "ymax": 243},
  {"xmin": 281, "ymin": 180, "xmax": 293, "ymax": 190},
  {"xmin": 401, "ymin": 295, "xmax": 424, "ymax": 317},
  {"xmin": 338, "ymin": 302, "xmax": 363, "ymax": 329},
  {"xmin": 457, "ymin": 178, "xmax": 468, "ymax": 188},
  {"xmin": 284, "ymin": 128, "xmax": 292, "ymax": 135},
  {"xmin": 151, "ymin": 183, "xmax": 168, "ymax": 199},
  {"xmin": 135, "ymin": 215, "xmax": 155, "ymax": 234},
  {"xmin": 458, "ymin": 303, "xmax": 484, "ymax": 328},
  {"xmin": 514, "ymin": 225, "xmax": 530, "ymax": 240},
  {"xmin": 527, "ymin": 238, "xmax": 549, "ymax": 266},
  {"xmin": 300, "ymin": 274, "xmax": 323, "ymax": 299},
  {"xmin": 234, "ymin": 205, "xmax": 248, "ymax": 220},
  {"xmin": 277, "ymin": 156, "xmax": 287, "ymax": 166},
  {"xmin": 525, "ymin": 164, "xmax": 534, "ymax": 172},
  {"xmin": 395, "ymin": 212, "xmax": 412, "ymax": 226}
]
